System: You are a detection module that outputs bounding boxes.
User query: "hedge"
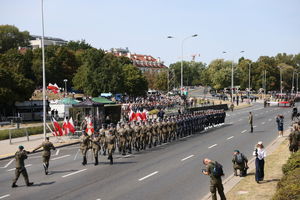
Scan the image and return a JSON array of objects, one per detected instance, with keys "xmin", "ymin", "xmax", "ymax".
[{"xmin": 272, "ymin": 151, "xmax": 300, "ymax": 200}]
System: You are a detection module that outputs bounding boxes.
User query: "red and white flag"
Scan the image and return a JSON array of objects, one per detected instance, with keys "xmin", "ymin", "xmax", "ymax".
[
  {"xmin": 62, "ymin": 117, "xmax": 69, "ymax": 135},
  {"xmin": 52, "ymin": 118, "xmax": 63, "ymax": 136},
  {"xmin": 136, "ymin": 111, "xmax": 142, "ymax": 121},
  {"xmin": 141, "ymin": 109, "xmax": 148, "ymax": 121},
  {"xmin": 129, "ymin": 110, "xmax": 136, "ymax": 121},
  {"xmin": 47, "ymin": 83, "xmax": 59, "ymax": 94},
  {"xmin": 85, "ymin": 117, "xmax": 94, "ymax": 136},
  {"xmin": 68, "ymin": 117, "xmax": 75, "ymax": 134}
]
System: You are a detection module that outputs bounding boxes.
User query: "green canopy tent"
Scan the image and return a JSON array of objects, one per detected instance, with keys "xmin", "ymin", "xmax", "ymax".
[
  {"xmin": 58, "ymin": 98, "xmax": 79, "ymax": 105},
  {"xmin": 92, "ymin": 97, "xmax": 115, "ymax": 104}
]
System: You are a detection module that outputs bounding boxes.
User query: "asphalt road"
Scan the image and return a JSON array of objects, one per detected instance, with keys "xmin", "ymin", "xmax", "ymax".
[{"xmin": 0, "ymin": 103, "xmax": 294, "ymax": 200}]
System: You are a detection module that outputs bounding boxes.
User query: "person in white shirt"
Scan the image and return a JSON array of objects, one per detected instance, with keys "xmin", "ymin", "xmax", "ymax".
[{"xmin": 253, "ymin": 141, "xmax": 266, "ymax": 183}]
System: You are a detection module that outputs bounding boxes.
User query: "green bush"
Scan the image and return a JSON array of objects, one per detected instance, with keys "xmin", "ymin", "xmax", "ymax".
[
  {"xmin": 272, "ymin": 168, "xmax": 300, "ymax": 200},
  {"xmin": 282, "ymin": 151, "xmax": 300, "ymax": 175}
]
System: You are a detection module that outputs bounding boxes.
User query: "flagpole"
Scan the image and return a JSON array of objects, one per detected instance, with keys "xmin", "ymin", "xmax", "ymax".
[{"xmin": 41, "ymin": 0, "xmax": 46, "ymax": 141}]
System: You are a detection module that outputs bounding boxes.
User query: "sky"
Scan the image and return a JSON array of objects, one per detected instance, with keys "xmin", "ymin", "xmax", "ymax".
[{"xmin": 1, "ymin": 0, "xmax": 300, "ymax": 65}]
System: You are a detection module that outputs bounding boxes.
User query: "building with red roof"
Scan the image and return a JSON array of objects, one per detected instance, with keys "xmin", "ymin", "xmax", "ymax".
[{"xmin": 108, "ymin": 47, "xmax": 168, "ymax": 73}]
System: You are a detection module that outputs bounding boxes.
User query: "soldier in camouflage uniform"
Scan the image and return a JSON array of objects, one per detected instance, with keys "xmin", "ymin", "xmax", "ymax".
[
  {"xmin": 91, "ymin": 131, "xmax": 101, "ymax": 165},
  {"xmin": 106, "ymin": 129, "xmax": 116, "ymax": 165},
  {"xmin": 80, "ymin": 131, "xmax": 90, "ymax": 165},
  {"xmin": 118, "ymin": 123, "xmax": 127, "ymax": 155},
  {"xmin": 99, "ymin": 124, "xmax": 107, "ymax": 156},
  {"xmin": 146, "ymin": 120, "xmax": 153, "ymax": 148},
  {"xmin": 32, "ymin": 137, "xmax": 56, "ymax": 175},
  {"xmin": 12, "ymin": 146, "xmax": 34, "ymax": 187}
]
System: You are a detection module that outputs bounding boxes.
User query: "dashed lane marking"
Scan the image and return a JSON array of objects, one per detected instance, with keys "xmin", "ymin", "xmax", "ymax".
[
  {"xmin": 62, "ymin": 169, "xmax": 87, "ymax": 178},
  {"xmin": 74, "ymin": 149, "xmax": 80, "ymax": 160},
  {"xmin": 241, "ymin": 130, "xmax": 247, "ymax": 133},
  {"xmin": 0, "ymin": 159, "xmax": 14, "ymax": 168},
  {"xmin": 253, "ymin": 126, "xmax": 257, "ymax": 128},
  {"xmin": 227, "ymin": 136, "xmax": 234, "ymax": 140},
  {"xmin": 51, "ymin": 155, "xmax": 70, "ymax": 161},
  {"xmin": 55, "ymin": 149, "xmax": 60, "ymax": 156},
  {"xmin": 181, "ymin": 155, "xmax": 194, "ymax": 161},
  {"xmin": 7, "ymin": 164, "xmax": 32, "ymax": 172},
  {"xmin": 268, "ymin": 118, "xmax": 272, "ymax": 121},
  {"xmin": 0, "ymin": 194, "xmax": 10, "ymax": 199},
  {"xmin": 138, "ymin": 171, "xmax": 159, "ymax": 181},
  {"xmin": 208, "ymin": 144, "xmax": 218, "ymax": 149},
  {"xmin": 262, "ymin": 122, "xmax": 265, "ymax": 125}
]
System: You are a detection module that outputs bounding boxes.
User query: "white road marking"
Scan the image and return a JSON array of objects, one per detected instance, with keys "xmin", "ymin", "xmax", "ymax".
[
  {"xmin": 253, "ymin": 126, "xmax": 257, "ymax": 128},
  {"xmin": 51, "ymin": 155, "xmax": 70, "ymax": 161},
  {"xmin": 262, "ymin": 122, "xmax": 265, "ymax": 125},
  {"xmin": 62, "ymin": 169, "xmax": 87, "ymax": 178},
  {"xmin": 227, "ymin": 136, "xmax": 234, "ymax": 140},
  {"xmin": 268, "ymin": 118, "xmax": 272, "ymax": 121},
  {"xmin": 0, "ymin": 194, "xmax": 10, "ymax": 199},
  {"xmin": 238, "ymin": 119, "xmax": 242, "ymax": 121},
  {"xmin": 0, "ymin": 159, "xmax": 14, "ymax": 168},
  {"xmin": 138, "ymin": 171, "xmax": 159, "ymax": 181},
  {"xmin": 208, "ymin": 144, "xmax": 217, "ymax": 149},
  {"xmin": 74, "ymin": 149, "xmax": 80, "ymax": 160},
  {"xmin": 123, "ymin": 154, "xmax": 132, "ymax": 158},
  {"xmin": 55, "ymin": 149, "xmax": 60, "ymax": 156},
  {"xmin": 241, "ymin": 130, "xmax": 247, "ymax": 133},
  {"xmin": 181, "ymin": 155, "xmax": 194, "ymax": 161},
  {"xmin": 7, "ymin": 164, "xmax": 32, "ymax": 172}
]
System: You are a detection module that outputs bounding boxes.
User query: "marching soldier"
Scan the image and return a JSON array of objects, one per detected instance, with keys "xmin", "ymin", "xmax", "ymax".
[
  {"xmin": 91, "ymin": 131, "xmax": 101, "ymax": 165},
  {"xmin": 100, "ymin": 124, "xmax": 107, "ymax": 155},
  {"xmin": 118, "ymin": 123, "xmax": 127, "ymax": 155},
  {"xmin": 133, "ymin": 122, "xmax": 141, "ymax": 151},
  {"xmin": 32, "ymin": 137, "xmax": 56, "ymax": 175},
  {"xmin": 12, "ymin": 146, "xmax": 34, "ymax": 187},
  {"xmin": 146, "ymin": 120, "xmax": 153, "ymax": 148},
  {"xmin": 106, "ymin": 129, "xmax": 116, "ymax": 165},
  {"xmin": 80, "ymin": 131, "xmax": 90, "ymax": 165},
  {"xmin": 162, "ymin": 119, "xmax": 168, "ymax": 143},
  {"xmin": 140, "ymin": 121, "xmax": 147, "ymax": 150},
  {"xmin": 152, "ymin": 120, "xmax": 159, "ymax": 147},
  {"xmin": 125, "ymin": 123, "xmax": 134, "ymax": 154}
]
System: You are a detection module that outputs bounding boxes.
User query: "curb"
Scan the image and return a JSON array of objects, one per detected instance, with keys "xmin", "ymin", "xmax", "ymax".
[
  {"xmin": 200, "ymin": 129, "xmax": 290, "ymax": 200},
  {"xmin": 0, "ymin": 141, "xmax": 79, "ymax": 161}
]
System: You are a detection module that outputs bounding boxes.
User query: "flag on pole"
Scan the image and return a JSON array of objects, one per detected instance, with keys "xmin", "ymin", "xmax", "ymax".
[
  {"xmin": 85, "ymin": 117, "xmax": 94, "ymax": 136},
  {"xmin": 62, "ymin": 117, "xmax": 69, "ymax": 135},
  {"xmin": 136, "ymin": 110, "xmax": 142, "ymax": 121},
  {"xmin": 129, "ymin": 110, "xmax": 136, "ymax": 122},
  {"xmin": 52, "ymin": 117, "xmax": 63, "ymax": 136},
  {"xmin": 141, "ymin": 109, "xmax": 148, "ymax": 121},
  {"xmin": 47, "ymin": 83, "xmax": 59, "ymax": 94},
  {"xmin": 68, "ymin": 117, "xmax": 75, "ymax": 134}
]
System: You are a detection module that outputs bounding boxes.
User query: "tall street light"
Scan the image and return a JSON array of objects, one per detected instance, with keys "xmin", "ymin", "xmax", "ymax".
[
  {"xmin": 167, "ymin": 34, "xmax": 198, "ymax": 95},
  {"xmin": 41, "ymin": 0, "xmax": 46, "ymax": 140},
  {"xmin": 222, "ymin": 51, "xmax": 244, "ymax": 102},
  {"xmin": 278, "ymin": 66, "xmax": 283, "ymax": 94},
  {"xmin": 64, "ymin": 79, "xmax": 68, "ymax": 96}
]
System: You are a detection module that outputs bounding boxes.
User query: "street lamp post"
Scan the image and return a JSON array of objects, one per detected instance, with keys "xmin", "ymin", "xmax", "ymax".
[
  {"xmin": 292, "ymin": 70, "xmax": 295, "ymax": 95},
  {"xmin": 41, "ymin": 0, "xmax": 46, "ymax": 140},
  {"xmin": 64, "ymin": 79, "xmax": 68, "ymax": 96},
  {"xmin": 297, "ymin": 72, "xmax": 299, "ymax": 94},
  {"xmin": 279, "ymin": 66, "xmax": 283, "ymax": 94},
  {"xmin": 168, "ymin": 34, "xmax": 198, "ymax": 95}
]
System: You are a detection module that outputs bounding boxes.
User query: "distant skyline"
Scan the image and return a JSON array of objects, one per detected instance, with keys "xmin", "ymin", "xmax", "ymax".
[{"xmin": 1, "ymin": 0, "xmax": 300, "ymax": 65}]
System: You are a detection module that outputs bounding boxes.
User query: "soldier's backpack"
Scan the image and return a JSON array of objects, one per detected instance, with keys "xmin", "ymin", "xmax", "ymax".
[
  {"xmin": 235, "ymin": 153, "xmax": 244, "ymax": 164},
  {"xmin": 212, "ymin": 162, "xmax": 224, "ymax": 177}
]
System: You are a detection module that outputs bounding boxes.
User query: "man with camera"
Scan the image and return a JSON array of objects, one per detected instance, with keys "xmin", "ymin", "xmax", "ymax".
[{"xmin": 202, "ymin": 158, "xmax": 226, "ymax": 200}]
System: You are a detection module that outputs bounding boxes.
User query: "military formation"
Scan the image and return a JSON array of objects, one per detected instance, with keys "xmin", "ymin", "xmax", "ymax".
[{"xmin": 78, "ymin": 109, "xmax": 226, "ymax": 165}]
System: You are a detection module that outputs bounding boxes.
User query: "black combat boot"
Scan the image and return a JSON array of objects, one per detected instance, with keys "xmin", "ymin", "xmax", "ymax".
[
  {"xmin": 122, "ymin": 150, "xmax": 126, "ymax": 156},
  {"xmin": 110, "ymin": 156, "xmax": 113, "ymax": 165},
  {"xmin": 82, "ymin": 156, "xmax": 87, "ymax": 165},
  {"xmin": 94, "ymin": 157, "xmax": 98, "ymax": 166},
  {"xmin": 11, "ymin": 183, "xmax": 18, "ymax": 188},
  {"xmin": 26, "ymin": 182, "xmax": 34, "ymax": 186}
]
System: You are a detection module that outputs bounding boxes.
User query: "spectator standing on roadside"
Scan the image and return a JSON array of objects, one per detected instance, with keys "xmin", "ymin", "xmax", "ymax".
[
  {"xmin": 289, "ymin": 123, "xmax": 300, "ymax": 153},
  {"xmin": 249, "ymin": 112, "xmax": 253, "ymax": 133},
  {"xmin": 276, "ymin": 115, "xmax": 284, "ymax": 137},
  {"xmin": 202, "ymin": 158, "xmax": 226, "ymax": 200},
  {"xmin": 253, "ymin": 141, "xmax": 266, "ymax": 184}
]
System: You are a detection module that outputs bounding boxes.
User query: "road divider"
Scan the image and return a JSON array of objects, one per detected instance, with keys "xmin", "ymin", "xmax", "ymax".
[
  {"xmin": 181, "ymin": 155, "xmax": 194, "ymax": 161},
  {"xmin": 138, "ymin": 171, "xmax": 159, "ymax": 181},
  {"xmin": 62, "ymin": 169, "xmax": 87, "ymax": 178}
]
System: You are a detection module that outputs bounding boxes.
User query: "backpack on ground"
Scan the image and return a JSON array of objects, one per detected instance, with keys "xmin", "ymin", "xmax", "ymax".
[{"xmin": 213, "ymin": 162, "xmax": 224, "ymax": 177}]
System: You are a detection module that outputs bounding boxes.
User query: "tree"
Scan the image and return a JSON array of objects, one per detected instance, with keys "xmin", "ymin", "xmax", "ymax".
[
  {"xmin": 154, "ymin": 70, "xmax": 168, "ymax": 91},
  {"xmin": 0, "ymin": 25, "xmax": 30, "ymax": 53},
  {"xmin": 122, "ymin": 64, "xmax": 148, "ymax": 96},
  {"xmin": 66, "ymin": 40, "xmax": 93, "ymax": 51}
]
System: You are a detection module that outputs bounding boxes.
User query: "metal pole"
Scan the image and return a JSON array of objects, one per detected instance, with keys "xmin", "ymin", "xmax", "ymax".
[
  {"xmin": 231, "ymin": 61, "xmax": 234, "ymax": 103},
  {"xmin": 248, "ymin": 63, "xmax": 251, "ymax": 91},
  {"xmin": 181, "ymin": 41, "xmax": 184, "ymax": 95},
  {"xmin": 41, "ymin": 0, "xmax": 46, "ymax": 141},
  {"xmin": 292, "ymin": 70, "xmax": 295, "ymax": 94},
  {"xmin": 297, "ymin": 72, "xmax": 299, "ymax": 94},
  {"xmin": 280, "ymin": 67, "xmax": 283, "ymax": 94}
]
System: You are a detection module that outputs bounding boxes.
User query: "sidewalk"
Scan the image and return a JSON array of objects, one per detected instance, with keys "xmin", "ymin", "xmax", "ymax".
[
  {"xmin": 201, "ymin": 130, "xmax": 290, "ymax": 200},
  {"xmin": 0, "ymin": 133, "xmax": 79, "ymax": 160}
]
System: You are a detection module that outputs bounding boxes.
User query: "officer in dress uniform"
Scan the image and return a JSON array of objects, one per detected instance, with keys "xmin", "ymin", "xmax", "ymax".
[{"xmin": 32, "ymin": 137, "xmax": 56, "ymax": 175}]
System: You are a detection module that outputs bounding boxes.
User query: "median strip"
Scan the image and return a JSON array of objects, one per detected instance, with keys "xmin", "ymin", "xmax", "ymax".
[
  {"xmin": 138, "ymin": 171, "xmax": 159, "ymax": 181},
  {"xmin": 62, "ymin": 169, "xmax": 87, "ymax": 178}
]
